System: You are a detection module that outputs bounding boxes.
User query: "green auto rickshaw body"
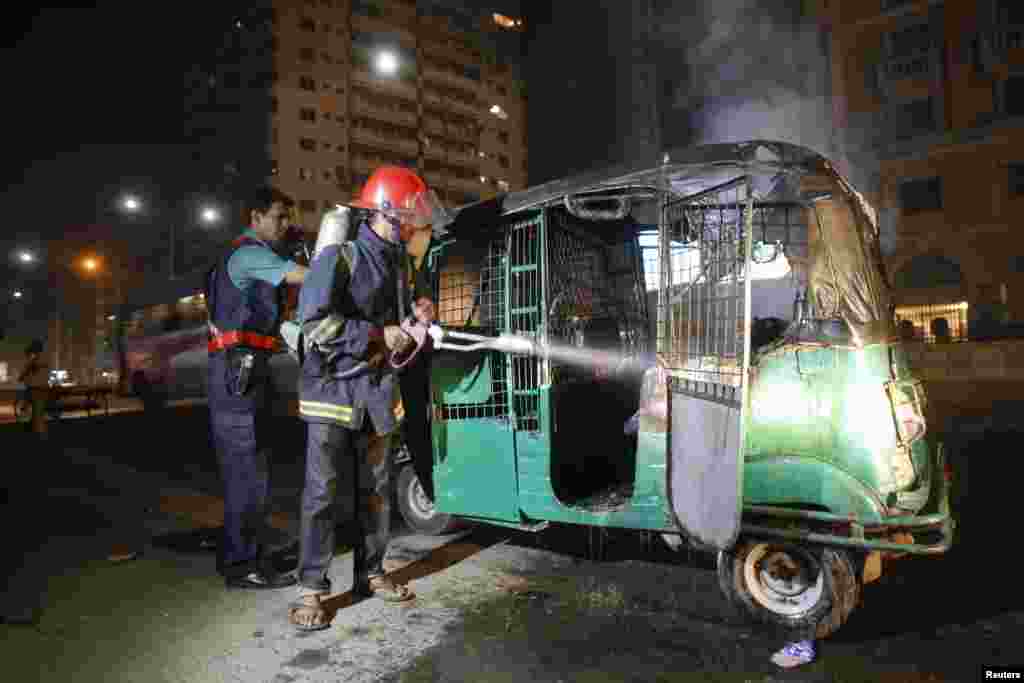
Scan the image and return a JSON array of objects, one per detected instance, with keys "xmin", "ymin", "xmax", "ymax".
[{"xmin": 423, "ymin": 140, "xmax": 952, "ymax": 557}]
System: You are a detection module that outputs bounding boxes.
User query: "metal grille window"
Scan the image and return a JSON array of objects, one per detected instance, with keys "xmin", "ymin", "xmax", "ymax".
[
  {"xmin": 894, "ymin": 302, "xmax": 968, "ymax": 342},
  {"xmin": 508, "ymin": 216, "xmax": 543, "ymax": 431},
  {"xmin": 658, "ymin": 180, "xmax": 756, "ymax": 407},
  {"xmin": 432, "ymin": 237, "xmax": 509, "ymax": 423}
]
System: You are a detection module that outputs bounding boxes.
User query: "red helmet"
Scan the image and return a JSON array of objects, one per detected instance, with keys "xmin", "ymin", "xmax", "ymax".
[{"xmin": 351, "ymin": 166, "xmax": 446, "ymax": 229}]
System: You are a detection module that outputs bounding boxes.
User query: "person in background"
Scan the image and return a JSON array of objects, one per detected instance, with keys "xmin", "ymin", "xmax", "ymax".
[
  {"xmin": 18, "ymin": 339, "xmax": 49, "ymax": 439},
  {"xmin": 204, "ymin": 186, "xmax": 308, "ymax": 589}
]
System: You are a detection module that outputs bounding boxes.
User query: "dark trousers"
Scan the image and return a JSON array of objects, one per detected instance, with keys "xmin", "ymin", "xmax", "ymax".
[
  {"xmin": 211, "ymin": 409, "xmax": 271, "ymax": 578},
  {"xmin": 298, "ymin": 421, "xmax": 393, "ymax": 594},
  {"xmin": 399, "ymin": 354, "xmax": 434, "ymax": 500}
]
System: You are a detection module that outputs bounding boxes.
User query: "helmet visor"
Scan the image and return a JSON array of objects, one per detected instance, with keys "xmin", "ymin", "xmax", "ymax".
[{"xmin": 386, "ymin": 189, "xmax": 451, "ymax": 229}]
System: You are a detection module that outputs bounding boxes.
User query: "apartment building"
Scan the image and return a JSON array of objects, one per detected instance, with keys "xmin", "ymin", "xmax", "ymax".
[
  {"xmin": 187, "ymin": 0, "xmax": 528, "ymax": 234},
  {"xmin": 817, "ymin": 0, "xmax": 1024, "ymax": 341}
]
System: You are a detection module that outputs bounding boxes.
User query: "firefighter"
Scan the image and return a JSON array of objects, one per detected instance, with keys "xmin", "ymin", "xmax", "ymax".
[
  {"xmin": 288, "ymin": 167, "xmax": 443, "ymax": 631},
  {"xmin": 205, "ymin": 186, "xmax": 308, "ymax": 589}
]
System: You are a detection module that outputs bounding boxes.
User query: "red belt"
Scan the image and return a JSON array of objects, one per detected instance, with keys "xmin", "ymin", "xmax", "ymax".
[{"xmin": 208, "ymin": 330, "xmax": 280, "ymax": 353}]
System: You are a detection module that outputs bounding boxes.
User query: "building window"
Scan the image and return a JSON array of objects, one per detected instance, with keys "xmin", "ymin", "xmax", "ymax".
[
  {"xmin": 299, "ymin": 168, "xmax": 314, "ymax": 181},
  {"xmin": 300, "ymin": 47, "xmax": 315, "ymax": 63},
  {"xmin": 299, "ymin": 199, "xmax": 318, "ymax": 212},
  {"xmin": 492, "ymin": 13, "xmax": 523, "ymax": 30},
  {"xmin": 498, "ymin": 154, "xmax": 509, "ymax": 168},
  {"xmin": 299, "ymin": 76, "xmax": 316, "ymax": 91},
  {"xmin": 497, "ymin": 179, "xmax": 510, "ymax": 192},
  {"xmin": 498, "ymin": 131, "xmax": 509, "ymax": 144},
  {"xmin": 300, "ymin": 107, "xmax": 317, "ymax": 122},
  {"xmin": 1004, "ymin": 75, "xmax": 1024, "ymax": 117},
  {"xmin": 895, "ymin": 302, "xmax": 968, "ymax": 343},
  {"xmin": 899, "ymin": 177, "xmax": 943, "ymax": 213},
  {"xmin": 322, "ymin": 169, "xmax": 333, "ymax": 182},
  {"xmin": 1010, "ymin": 163, "xmax": 1024, "ymax": 195},
  {"xmin": 270, "ymin": 97, "xmax": 278, "ymax": 114},
  {"xmin": 353, "ymin": 0, "xmax": 384, "ymax": 18},
  {"xmin": 321, "ymin": 140, "xmax": 333, "ymax": 151},
  {"xmin": 269, "ymin": 160, "xmax": 279, "ymax": 176},
  {"xmin": 300, "ymin": 17, "xmax": 316, "ymax": 32},
  {"xmin": 488, "ymin": 104, "xmax": 508, "ymax": 120},
  {"xmin": 299, "ymin": 137, "xmax": 316, "ymax": 151}
]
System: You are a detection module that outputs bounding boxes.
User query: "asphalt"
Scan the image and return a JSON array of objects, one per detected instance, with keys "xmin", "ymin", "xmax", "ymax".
[{"xmin": 2, "ymin": 406, "xmax": 1024, "ymax": 682}]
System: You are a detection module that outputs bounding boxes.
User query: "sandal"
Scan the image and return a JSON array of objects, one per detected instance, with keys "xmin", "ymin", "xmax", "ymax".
[
  {"xmin": 289, "ymin": 593, "xmax": 331, "ymax": 632},
  {"xmin": 356, "ymin": 575, "xmax": 415, "ymax": 602}
]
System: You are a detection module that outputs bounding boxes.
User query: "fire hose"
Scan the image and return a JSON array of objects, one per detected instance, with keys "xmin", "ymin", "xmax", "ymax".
[{"xmin": 281, "ymin": 318, "xmax": 541, "ymax": 380}]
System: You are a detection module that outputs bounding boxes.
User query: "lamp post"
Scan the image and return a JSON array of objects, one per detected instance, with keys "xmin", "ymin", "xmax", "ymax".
[{"xmin": 118, "ymin": 195, "xmax": 222, "ymax": 279}]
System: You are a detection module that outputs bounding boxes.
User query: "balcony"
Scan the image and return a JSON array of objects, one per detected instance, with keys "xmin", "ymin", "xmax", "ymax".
[
  {"xmin": 351, "ymin": 96, "xmax": 418, "ymax": 127},
  {"xmin": 350, "ymin": 126, "xmax": 420, "ymax": 157},
  {"xmin": 422, "ymin": 89, "xmax": 478, "ymax": 118},
  {"xmin": 422, "ymin": 117, "xmax": 446, "ymax": 137},
  {"xmin": 426, "ymin": 172, "xmax": 485, "ymax": 197},
  {"xmin": 351, "ymin": 153, "xmax": 415, "ymax": 176},
  {"xmin": 351, "ymin": 68, "xmax": 417, "ymax": 101},
  {"xmin": 351, "ymin": 14, "xmax": 416, "ymax": 46},
  {"xmin": 422, "ymin": 64, "xmax": 480, "ymax": 96}
]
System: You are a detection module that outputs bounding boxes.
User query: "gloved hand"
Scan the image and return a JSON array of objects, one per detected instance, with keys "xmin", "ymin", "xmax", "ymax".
[{"xmin": 383, "ymin": 325, "xmax": 415, "ymax": 355}]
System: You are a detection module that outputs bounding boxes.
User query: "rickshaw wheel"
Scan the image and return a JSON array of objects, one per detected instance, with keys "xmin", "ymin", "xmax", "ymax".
[
  {"xmin": 396, "ymin": 464, "xmax": 460, "ymax": 536},
  {"xmin": 717, "ymin": 540, "xmax": 861, "ymax": 640}
]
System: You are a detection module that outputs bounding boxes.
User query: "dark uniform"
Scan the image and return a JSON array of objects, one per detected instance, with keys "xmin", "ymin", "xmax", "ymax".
[
  {"xmin": 205, "ymin": 233, "xmax": 289, "ymax": 581},
  {"xmin": 295, "ymin": 219, "xmax": 411, "ymax": 595}
]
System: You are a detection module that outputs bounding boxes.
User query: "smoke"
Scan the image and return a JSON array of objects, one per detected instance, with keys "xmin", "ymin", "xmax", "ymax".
[{"xmin": 651, "ymin": 0, "xmax": 880, "ymax": 205}]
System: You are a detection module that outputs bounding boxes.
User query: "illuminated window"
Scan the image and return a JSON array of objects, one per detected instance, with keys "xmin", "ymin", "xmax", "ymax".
[
  {"xmin": 489, "ymin": 104, "xmax": 508, "ymax": 120},
  {"xmin": 492, "ymin": 13, "xmax": 523, "ymax": 30},
  {"xmin": 497, "ymin": 179, "xmax": 510, "ymax": 192},
  {"xmin": 299, "ymin": 76, "xmax": 316, "ymax": 91},
  {"xmin": 894, "ymin": 302, "xmax": 968, "ymax": 343}
]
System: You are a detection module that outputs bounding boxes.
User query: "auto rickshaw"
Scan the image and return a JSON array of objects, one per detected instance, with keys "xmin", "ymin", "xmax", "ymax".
[{"xmin": 393, "ymin": 140, "xmax": 953, "ymax": 640}]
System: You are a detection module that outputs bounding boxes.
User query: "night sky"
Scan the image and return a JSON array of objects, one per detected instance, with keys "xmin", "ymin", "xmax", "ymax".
[{"xmin": 2, "ymin": 3, "xmax": 242, "ymax": 334}]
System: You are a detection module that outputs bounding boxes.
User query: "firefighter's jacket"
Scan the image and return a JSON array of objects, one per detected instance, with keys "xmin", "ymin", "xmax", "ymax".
[
  {"xmin": 297, "ymin": 220, "xmax": 411, "ymax": 433},
  {"xmin": 205, "ymin": 234, "xmax": 284, "ymax": 415}
]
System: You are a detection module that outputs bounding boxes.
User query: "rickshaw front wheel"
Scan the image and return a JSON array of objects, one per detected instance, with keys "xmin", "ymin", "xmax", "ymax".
[
  {"xmin": 396, "ymin": 464, "xmax": 461, "ymax": 536},
  {"xmin": 717, "ymin": 540, "xmax": 861, "ymax": 640}
]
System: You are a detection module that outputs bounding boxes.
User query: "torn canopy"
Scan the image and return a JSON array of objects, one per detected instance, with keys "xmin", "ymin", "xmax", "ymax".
[{"xmin": 802, "ymin": 160, "xmax": 894, "ymax": 347}]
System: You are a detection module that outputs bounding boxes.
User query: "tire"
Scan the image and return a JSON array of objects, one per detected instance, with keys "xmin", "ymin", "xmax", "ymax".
[
  {"xmin": 396, "ymin": 464, "xmax": 460, "ymax": 536},
  {"xmin": 717, "ymin": 540, "xmax": 861, "ymax": 640}
]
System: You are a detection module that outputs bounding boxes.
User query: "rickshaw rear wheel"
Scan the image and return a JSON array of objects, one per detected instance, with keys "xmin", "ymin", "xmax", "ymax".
[
  {"xmin": 717, "ymin": 540, "xmax": 861, "ymax": 640},
  {"xmin": 396, "ymin": 464, "xmax": 461, "ymax": 536}
]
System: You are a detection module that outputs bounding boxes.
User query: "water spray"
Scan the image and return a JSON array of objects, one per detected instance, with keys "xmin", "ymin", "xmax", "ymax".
[{"xmin": 430, "ymin": 326, "xmax": 642, "ymax": 375}]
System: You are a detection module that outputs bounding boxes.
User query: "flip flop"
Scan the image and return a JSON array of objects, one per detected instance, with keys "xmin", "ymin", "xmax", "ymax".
[{"xmin": 289, "ymin": 594, "xmax": 331, "ymax": 632}]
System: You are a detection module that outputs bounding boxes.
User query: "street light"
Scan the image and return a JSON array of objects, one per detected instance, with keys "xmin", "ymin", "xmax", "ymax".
[
  {"xmin": 201, "ymin": 207, "xmax": 220, "ymax": 224},
  {"xmin": 18, "ymin": 251, "xmax": 35, "ymax": 264},
  {"xmin": 121, "ymin": 195, "xmax": 141, "ymax": 212},
  {"xmin": 82, "ymin": 257, "xmax": 99, "ymax": 273},
  {"xmin": 13, "ymin": 290, "xmax": 23, "ymax": 299},
  {"xmin": 375, "ymin": 50, "xmax": 399, "ymax": 76}
]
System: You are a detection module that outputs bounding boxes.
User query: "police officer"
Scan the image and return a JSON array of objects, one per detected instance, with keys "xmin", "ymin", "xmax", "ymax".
[
  {"xmin": 206, "ymin": 186, "xmax": 308, "ymax": 589},
  {"xmin": 288, "ymin": 167, "xmax": 443, "ymax": 631}
]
